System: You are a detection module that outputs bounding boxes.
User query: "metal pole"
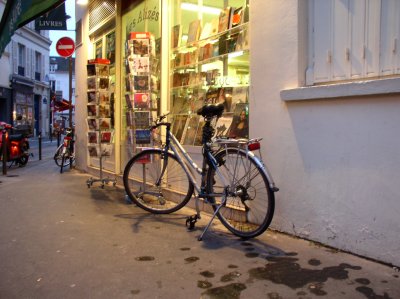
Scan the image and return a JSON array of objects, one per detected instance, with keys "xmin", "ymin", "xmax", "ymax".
[
  {"xmin": 38, "ymin": 131, "xmax": 42, "ymax": 160},
  {"xmin": 2, "ymin": 130, "xmax": 7, "ymax": 175},
  {"xmin": 68, "ymin": 56, "xmax": 73, "ymax": 128}
]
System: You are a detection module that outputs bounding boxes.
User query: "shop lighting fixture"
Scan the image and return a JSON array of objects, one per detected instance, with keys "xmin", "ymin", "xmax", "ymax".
[
  {"xmin": 181, "ymin": 3, "xmax": 221, "ymax": 15},
  {"xmin": 76, "ymin": 0, "xmax": 88, "ymax": 5}
]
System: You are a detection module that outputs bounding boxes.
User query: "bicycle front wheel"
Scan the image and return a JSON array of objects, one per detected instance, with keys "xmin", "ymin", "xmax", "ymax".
[
  {"xmin": 123, "ymin": 149, "xmax": 194, "ymax": 214},
  {"xmin": 54, "ymin": 145, "xmax": 70, "ymax": 167},
  {"xmin": 207, "ymin": 148, "xmax": 275, "ymax": 238}
]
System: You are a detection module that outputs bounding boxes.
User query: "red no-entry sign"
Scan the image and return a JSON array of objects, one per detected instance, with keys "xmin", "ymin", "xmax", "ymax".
[{"xmin": 56, "ymin": 37, "xmax": 75, "ymax": 57}]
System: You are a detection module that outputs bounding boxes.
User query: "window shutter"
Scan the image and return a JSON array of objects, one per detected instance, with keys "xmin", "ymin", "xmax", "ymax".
[
  {"xmin": 313, "ymin": 0, "xmax": 332, "ymax": 83},
  {"xmin": 349, "ymin": 0, "xmax": 365, "ymax": 79},
  {"xmin": 365, "ymin": 0, "xmax": 380, "ymax": 77},
  {"xmin": 27, "ymin": 48, "xmax": 32, "ymax": 78},
  {"xmin": 380, "ymin": 0, "xmax": 399, "ymax": 76},
  {"xmin": 42, "ymin": 55, "xmax": 45, "ymax": 82},
  {"xmin": 331, "ymin": 0, "xmax": 349, "ymax": 81}
]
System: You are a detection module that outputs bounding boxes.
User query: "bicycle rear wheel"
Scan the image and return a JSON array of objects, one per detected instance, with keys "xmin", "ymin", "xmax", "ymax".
[
  {"xmin": 123, "ymin": 149, "xmax": 194, "ymax": 214},
  {"xmin": 207, "ymin": 148, "xmax": 275, "ymax": 238}
]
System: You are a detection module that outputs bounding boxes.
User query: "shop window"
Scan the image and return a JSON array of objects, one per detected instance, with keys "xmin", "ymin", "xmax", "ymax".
[
  {"xmin": 307, "ymin": 0, "xmax": 400, "ymax": 85},
  {"xmin": 170, "ymin": 0, "xmax": 250, "ymax": 145}
]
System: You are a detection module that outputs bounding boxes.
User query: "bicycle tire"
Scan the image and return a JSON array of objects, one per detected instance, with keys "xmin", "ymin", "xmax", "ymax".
[
  {"xmin": 54, "ymin": 145, "xmax": 71, "ymax": 167},
  {"xmin": 123, "ymin": 149, "xmax": 194, "ymax": 214},
  {"xmin": 207, "ymin": 147, "xmax": 275, "ymax": 239},
  {"xmin": 60, "ymin": 153, "xmax": 66, "ymax": 173}
]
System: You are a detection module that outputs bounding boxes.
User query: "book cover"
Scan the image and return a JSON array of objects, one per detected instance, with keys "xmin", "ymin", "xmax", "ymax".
[
  {"xmin": 98, "ymin": 104, "xmax": 111, "ymax": 118},
  {"xmin": 199, "ymin": 22, "xmax": 212, "ymax": 40},
  {"xmin": 87, "ymin": 118, "xmax": 98, "ymax": 130},
  {"xmin": 183, "ymin": 115, "xmax": 199, "ymax": 145},
  {"xmin": 231, "ymin": 7, "xmax": 243, "ymax": 28},
  {"xmin": 98, "ymin": 92, "xmax": 110, "ymax": 105},
  {"xmin": 228, "ymin": 103, "xmax": 249, "ymax": 139},
  {"xmin": 172, "ymin": 115, "xmax": 188, "ymax": 143},
  {"xmin": 134, "ymin": 93, "xmax": 150, "ymax": 109},
  {"xmin": 87, "ymin": 91, "xmax": 97, "ymax": 104},
  {"xmin": 88, "ymin": 131, "xmax": 98, "ymax": 144},
  {"xmin": 99, "ymin": 78, "xmax": 109, "ymax": 90},
  {"xmin": 210, "ymin": 18, "xmax": 219, "ymax": 35},
  {"xmin": 101, "ymin": 131, "xmax": 112, "ymax": 143},
  {"xmin": 87, "ymin": 64, "xmax": 96, "ymax": 76},
  {"xmin": 87, "ymin": 104, "xmax": 98, "ymax": 117},
  {"xmin": 231, "ymin": 86, "xmax": 248, "ymax": 109},
  {"xmin": 133, "ymin": 75, "xmax": 149, "ymax": 91},
  {"xmin": 187, "ymin": 19, "xmax": 201, "ymax": 44},
  {"xmin": 171, "ymin": 24, "xmax": 182, "ymax": 48},
  {"xmin": 214, "ymin": 115, "xmax": 233, "ymax": 138},
  {"xmin": 101, "ymin": 144, "xmax": 113, "ymax": 157},
  {"xmin": 87, "ymin": 77, "xmax": 96, "ymax": 90},
  {"xmin": 193, "ymin": 119, "xmax": 205, "ymax": 146},
  {"xmin": 88, "ymin": 145, "xmax": 99, "ymax": 157},
  {"xmin": 128, "ymin": 57, "xmax": 150, "ymax": 74},
  {"xmin": 135, "ymin": 129, "xmax": 151, "ymax": 144},
  {"xmin": 130, "ymin": 38, "xmax": 150, "ymax": 56},
  {"xmin": 134, "ymin": 111, "xmax": 150, "ymax": 128},
  {"xmin": 99, "ymin": 118, "xmax": 111, "ymax": 130},
  {"xmin": 97, "ymin": 64, "xmax": 109, "ymax": 76},
  {"xmin": 236, "ymin": 28, "xmax": 249, "ymax": 51},
  {"xmin": 218, "ymin": 7, "xmax": 233, "ymax": 32}
]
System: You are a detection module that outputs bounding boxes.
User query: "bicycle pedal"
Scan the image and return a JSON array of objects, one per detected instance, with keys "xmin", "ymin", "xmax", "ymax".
[{"xmin": 186, "ymin": 215, "xmax": 199, "ymax": 230}]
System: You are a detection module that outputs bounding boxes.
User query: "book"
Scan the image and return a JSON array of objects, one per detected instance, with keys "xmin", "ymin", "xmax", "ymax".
[
  {"xmin": 125, "ymin": 94, "xmax": 133, "ymax": 109},
  {"xmin": 214, "ymin": 115, "xmax": 233, "ymax": 138},
  {"xmin": 98, "ymin": 92, "xmax": 110, "ymax": 105},
  {"xmin": 133, "ymin": 75, "xmax": 149, "ymax": 91},
  {"xmin": 171, "ymin": 24, "xmax": 182, "ymax": 48},
  {"xmin": 199, "ymin": 22, "xmax": 212, "ymax": 40},
  {"xmin": 88, "ymin": 132, "xmax": 98, "ymax": 144},
  {"xmin": 183, "ymin": 115, "xmax": 199, "ymax": 145},
  {"xmin": 172, "ymin": 115, "xmax": 188, "ymax": 143},
  {"xmin": 187, "ymin": 19, "xmax": 201, "ymax": 43},
  {"xmin": 87, "ymin": 119, "xmax": 98, "ymax": 130},
  {"xmin": 231, "ymin": 86, "xmax": 248, "ymax": 109},
  {"xmin": 210, "ymin": 18, "xmax": 219, "ymax": 35},
  {"xmin": 134, "ymin": 111, "xmax": 150, "ymax": 128},
  {"xmin": 87, "ymin": 64, "xmax": 96, "ymax": 76},
  {"xmin": 100, "ymin": 131, "xmax": 112, "ymax": 143},
  {"xmin": 88, "ymin": 145, "xmax": 99, "ymax": 157},
  {"xmin": 87, "ymin": 77, "xmax": 96, "ymax": 90},
  {"xmin": 218, "ymin": 7, "xmax": 233, "ymax": 32},
  {"xmin": 98, "ymin": 105, "xmax": 111, "ymax": 118},
  {"xmin": 101, "ymin": 144, "xmax": 113, "ymax": 156},
  {"xmin": 228, "ymin": 103, "xmax": 249, "ymax": 139},
  {"xmin": 128, "ymin": 57, "xmax": 150, "ymax": 74},
  {"xmin": 87, "ymin": 91, "xmax": 97, "ymax": 104},
  {"xmin": 99, "ymin": 118, "xmax": 111, "ymax": 130},
  {"xmin": 134, "ymin": 93, "xmax": 150, "ymax": 109},
  {"xmin": 130, "ymin": 38, "xmax": 150, "ymax": 56},
  {"xmin": 99, "ymin": 78, "xmax": 109, "ymax": 90},
  {"xmin": 87, "ymin": 104, "xmax": 98, "ymax": 117},
  {"xmin": 135, "ymin": 129, "xmax": 151, "ymax": 144},
  {"xmin": 231, "ymin": 7, "xmax": 243, "ymax": 28}
]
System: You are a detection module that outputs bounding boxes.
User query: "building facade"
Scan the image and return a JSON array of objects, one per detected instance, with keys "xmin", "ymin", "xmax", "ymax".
[
  {"xmin": 0, "ymin": 0, "xmax": 51, "ymax": 137},
  {"xmin": 74, "ymin": 0, "xmax": 400, "ymax": 266},
  {"xmin": 49, "ymin": 56, "xmax": 76, "ymax": 131}
]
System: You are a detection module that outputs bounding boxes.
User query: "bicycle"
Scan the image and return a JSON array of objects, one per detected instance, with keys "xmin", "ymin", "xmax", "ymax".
[
  {"xmin": 54, "ymin": 127, "xmax": 75, "ymax": 173},
  {"xmin": 123, "ymin": 103, "xmax": 279, "ymax": 240}
]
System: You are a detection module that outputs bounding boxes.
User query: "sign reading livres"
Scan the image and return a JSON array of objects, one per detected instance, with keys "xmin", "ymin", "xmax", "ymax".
[{"xmin": 56, "ymin": 37, "xmax": 75, "ymax": 57}]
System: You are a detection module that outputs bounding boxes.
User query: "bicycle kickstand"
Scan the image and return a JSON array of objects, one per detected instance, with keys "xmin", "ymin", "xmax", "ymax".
[{"xmin": 197, "ymin": 200, "xmax": 225, "ymax": 241}]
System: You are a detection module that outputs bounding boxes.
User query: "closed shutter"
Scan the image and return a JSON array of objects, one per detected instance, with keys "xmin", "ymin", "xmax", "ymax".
[
  {"xmin": 41, "ymin": 54, "xmax": 45, "ymax": 82},
  {"xmin": 27, "ymin": 48, "xmax": 32, "ymax": 78},
  {"xmin": 349, "ymin": 0, "xmax": 365, "ymax": 79},
  {"xmin": 365, "ymin": 0, "xmax": 380, "ymax": 78},
  {"xmin": 331, "ymin": 0, "xmax": 348, "ymax": 81}
]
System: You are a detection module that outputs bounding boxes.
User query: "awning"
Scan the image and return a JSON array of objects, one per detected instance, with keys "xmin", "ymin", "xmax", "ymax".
[
  {"xmin": 0, "ymin": 0, "xmax": 64, "ymax": 57},
  {"xmin": 54, "ymin": 99, "xmax": 74, "ymax": 112}
]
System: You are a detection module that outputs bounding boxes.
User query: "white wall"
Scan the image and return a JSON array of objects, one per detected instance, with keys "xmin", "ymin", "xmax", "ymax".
[{"xmin": 251, "ymin": 0, "xmax": 400, "ymax": 266}]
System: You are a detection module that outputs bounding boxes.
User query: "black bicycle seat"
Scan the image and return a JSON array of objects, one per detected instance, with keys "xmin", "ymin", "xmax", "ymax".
[{"xmin": 197, "ymin": 103, "xmax": 224, "ymax": 118}]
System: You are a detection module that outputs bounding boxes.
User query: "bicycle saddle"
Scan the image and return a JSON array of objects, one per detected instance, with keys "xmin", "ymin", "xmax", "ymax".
[{"xmin": 197, "ymin": 103, "xmax": 224, "ymax": 118}]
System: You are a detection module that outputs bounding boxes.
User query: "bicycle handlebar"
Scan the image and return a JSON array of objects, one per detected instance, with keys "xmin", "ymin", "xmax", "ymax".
[{"xmin": 151, "ymin": 112, "xmax": 171, "ymax": 130}]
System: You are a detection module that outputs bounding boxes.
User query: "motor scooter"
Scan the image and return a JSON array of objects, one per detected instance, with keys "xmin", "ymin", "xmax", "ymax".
[{"xmin": 0, "ymin": 121, "xmax": 30, "ymax": 167}]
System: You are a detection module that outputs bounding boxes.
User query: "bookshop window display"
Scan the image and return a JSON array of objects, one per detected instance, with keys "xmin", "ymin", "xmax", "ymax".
[
  {"xmin": 170, "ymin": 0, "xmax": 250, "ymax": 146},
  {"xmin": 121, "ymin": 0, "xmax": 162, "ymax": 170}
]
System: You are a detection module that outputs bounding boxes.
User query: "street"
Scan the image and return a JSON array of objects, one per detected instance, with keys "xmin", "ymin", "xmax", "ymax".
[{"xmin": 0, "ymin": 139, "xmax": 399, "ymax": 298}]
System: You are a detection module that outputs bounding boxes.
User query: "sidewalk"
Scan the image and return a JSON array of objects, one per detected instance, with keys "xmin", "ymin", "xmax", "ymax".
[{"xmin": 0, "ymin": 150, "xmax": 399, "ymax": 299}]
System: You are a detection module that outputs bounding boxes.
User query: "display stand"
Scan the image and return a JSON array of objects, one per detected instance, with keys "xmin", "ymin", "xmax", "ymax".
[
  {"xmin": 85, "ymin": 58, "xmax": 117, "ymax": 188},
  {"xmin": 124, "ymin": 32, "xmax": 159, "ymax": 203}
]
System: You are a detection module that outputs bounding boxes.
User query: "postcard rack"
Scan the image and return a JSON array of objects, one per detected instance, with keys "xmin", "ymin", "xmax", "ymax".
[{"xmin": 85, "ymin": 59, "xmax": 117, "ymax": 188}]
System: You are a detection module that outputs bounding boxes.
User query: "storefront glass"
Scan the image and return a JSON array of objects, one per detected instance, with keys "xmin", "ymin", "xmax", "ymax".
[{"xmin": 120, "ymin": 0, "xmax": 162, "ymax": 170}]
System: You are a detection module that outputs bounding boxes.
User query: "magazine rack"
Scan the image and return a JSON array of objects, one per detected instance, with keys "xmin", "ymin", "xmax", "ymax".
[{"xmin": 85, "ymin": 59, "xmax": 117, "ymax": 188}]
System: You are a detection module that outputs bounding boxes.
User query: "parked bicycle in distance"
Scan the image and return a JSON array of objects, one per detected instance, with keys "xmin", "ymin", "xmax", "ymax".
[
  {"xmin": 54, "ymin": 127, "xmax": 75, "ymax": 173},
  {"xmin": 123, "ymin": 103, "xmax": 279, "ymax": 241}
]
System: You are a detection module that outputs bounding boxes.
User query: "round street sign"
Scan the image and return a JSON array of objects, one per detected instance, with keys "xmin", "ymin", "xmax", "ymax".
[{"xmin": 56, "ymin": 37, "xmax": 75, "ymax": 57}]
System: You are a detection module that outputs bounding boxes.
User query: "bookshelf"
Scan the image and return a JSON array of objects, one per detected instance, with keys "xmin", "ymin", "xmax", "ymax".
[{"xmin": 170, "ymin": 2, "xmax": 250, "ymax": 145}]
